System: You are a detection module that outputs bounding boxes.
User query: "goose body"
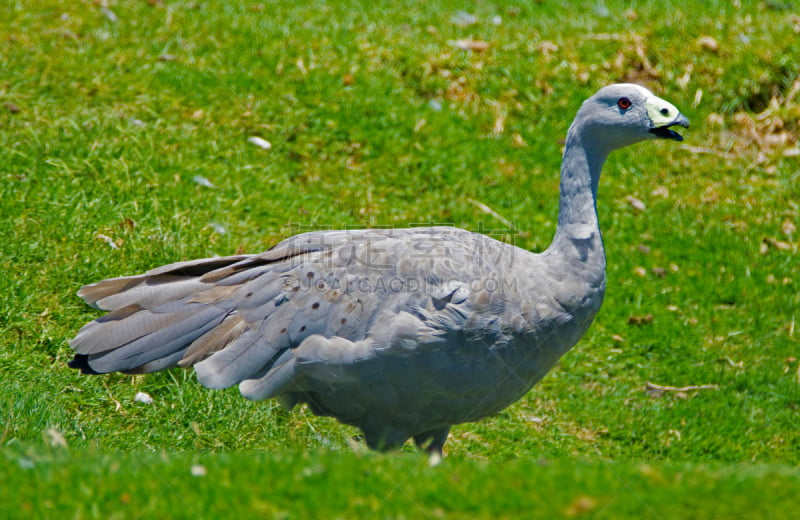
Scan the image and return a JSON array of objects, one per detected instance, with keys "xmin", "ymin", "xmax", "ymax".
[{"xmin": 69, "ymin": 84, "xmax": 688, "ymax": 457}]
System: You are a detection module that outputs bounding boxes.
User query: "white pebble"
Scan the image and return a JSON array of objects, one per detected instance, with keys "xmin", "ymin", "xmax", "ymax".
[
  {"xmin": 192, "ymin": 175, "xmax": 215, "ymax": 188},
  {"xmin": 248, "ymin": 136, "xmax": 272, "ymax": 150},
  {"xmin": 134, "ymin": 391, "xmax": 153, "ymax": 404}
]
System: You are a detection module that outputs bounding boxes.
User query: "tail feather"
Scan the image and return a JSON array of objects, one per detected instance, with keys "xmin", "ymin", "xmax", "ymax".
[
  {"xmin": 124, "ymin": 350, "xmax": 188, "ymax": 375},
  {"xmin": 73, "ymin": 306, "xmax": 225, "ymax": 373},
  {"xmin": 71, "ymin": 306, "xmax": 196, "ymax": 355},
  {"xmin": 69, "ymin": 253, "xmax": 305, "ymax": 399},
  {"xmin": 77, "ymin": 277, "xmax": 144, "ymax": 309},
  {"xmin": 89, "ymin": 277, "xmax": 212, "ymax": 313},
  {"xmin": 69, "ymin": 255, "xmax": 256, "ymax": 375},
  {"xmin": 179, "ymin": 313, "xmax": 249, "ymax": 367},
  {"xmin": 194, "ymin": 324, "xmax": 275, "ymax": 389},
  {"xmin": 77, "ymin": 255, "xmax": 253, "ymax": 311},
  {"xmin": 68, "ymin": 354, "xmax": 101, "ymax": 374},
  {"xmin": 145, "ymin": 256, "xmax": 253, "ymax": 277}
]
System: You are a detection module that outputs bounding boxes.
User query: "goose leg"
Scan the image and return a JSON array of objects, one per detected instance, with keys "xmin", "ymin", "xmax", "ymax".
[{"xmin": 413, "ymin": 427, "xmax": 450, "ymax": 466}]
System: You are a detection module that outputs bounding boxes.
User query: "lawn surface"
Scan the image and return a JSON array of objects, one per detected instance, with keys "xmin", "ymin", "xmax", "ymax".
[{"xmin": 1, "ymin": 0, "xmax": 798, "ymax": 518}]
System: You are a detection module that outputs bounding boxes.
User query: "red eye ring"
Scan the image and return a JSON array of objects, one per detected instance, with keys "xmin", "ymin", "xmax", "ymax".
[{"xmin": 618, "ymin": 97, "xmax": 632, "ymax": 110}]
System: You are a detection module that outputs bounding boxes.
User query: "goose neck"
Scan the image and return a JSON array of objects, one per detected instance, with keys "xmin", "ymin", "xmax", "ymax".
[{"xmin": 553, "ymin": 126, "xmax": 609, "ymax": 243}]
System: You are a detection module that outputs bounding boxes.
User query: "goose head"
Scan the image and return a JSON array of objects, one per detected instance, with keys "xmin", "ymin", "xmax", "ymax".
[{"xmin": 572, "ymin": 83, "xmax": 690, "ymax": 152}]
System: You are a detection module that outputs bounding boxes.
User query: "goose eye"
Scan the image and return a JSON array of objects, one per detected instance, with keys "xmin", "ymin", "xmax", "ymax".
[{"xmin": 617, "ymin": 97, "xmax": 632, "ymax": 110}]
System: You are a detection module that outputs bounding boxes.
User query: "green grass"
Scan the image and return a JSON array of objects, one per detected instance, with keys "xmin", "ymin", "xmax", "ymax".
[
  {"xmin": 1, "ymin": 0, "xmax": 799, "ymax": 517},
  {"xmin": 2, "ymin": 449, "xmax": 799, "ymax": 519}
]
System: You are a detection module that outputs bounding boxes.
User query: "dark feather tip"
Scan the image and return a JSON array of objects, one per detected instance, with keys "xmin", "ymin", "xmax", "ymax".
[{"xmin": 68, "ymin": 354, "xmax": 101, "ymax": 375}]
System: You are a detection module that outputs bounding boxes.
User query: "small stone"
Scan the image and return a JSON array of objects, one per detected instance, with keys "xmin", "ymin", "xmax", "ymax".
[
  {"xmin": 134, "ymin": 391, "xmax": 154, "ymax": 404},
  {"xmin": 626, "ymin": 195, "xmax": 646, "ymax": 212},
  {"xmin": 248, "ymin": 136, "xmax": 272, "ymax": 150},
  {"xmin": 192, "ymin": 175, "xmax": 215, "ymax": 188},
  {"xmin": 697, "ymin": 36, "xmax": 719, "ymax": 53}
]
